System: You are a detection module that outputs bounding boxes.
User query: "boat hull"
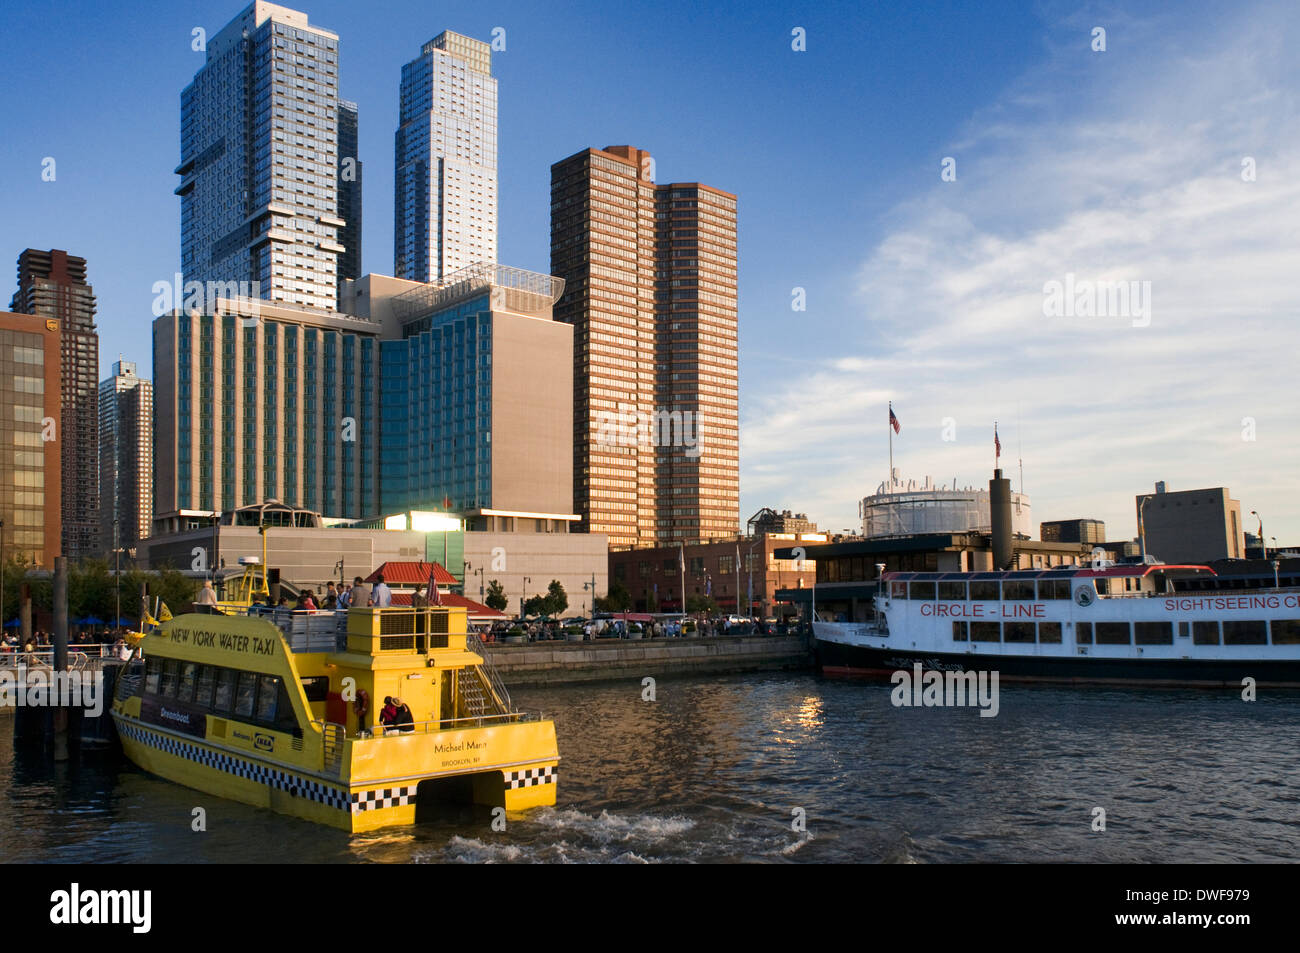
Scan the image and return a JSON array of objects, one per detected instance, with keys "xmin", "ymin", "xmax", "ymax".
[
  {"xmin": 112, "ymin": 712, "xmax": 558, "ymax": 833},
  {"xmin": 815, "ymin": 637, "xmax": 1300, "ymax": 688}
]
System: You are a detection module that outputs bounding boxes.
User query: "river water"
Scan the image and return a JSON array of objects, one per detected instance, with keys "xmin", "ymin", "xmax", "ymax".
[{"xmin": 2, "ymin": 673, "xmax": 1298, "ymax": 863}]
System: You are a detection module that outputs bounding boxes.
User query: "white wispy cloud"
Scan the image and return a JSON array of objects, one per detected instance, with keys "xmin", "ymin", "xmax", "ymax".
[{"xmin": 743, "ymin": 3, "xmax": 1300, "ymax": 541}]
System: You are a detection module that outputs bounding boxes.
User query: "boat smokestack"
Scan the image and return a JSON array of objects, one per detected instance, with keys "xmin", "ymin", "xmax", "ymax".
[{"xmin": 990, "ymin": 468, "xmax": 1014, "ymax": 570}]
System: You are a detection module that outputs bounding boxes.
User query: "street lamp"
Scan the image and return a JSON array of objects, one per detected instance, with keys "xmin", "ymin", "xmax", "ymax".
[
  {"xmin": 1251, "ymin": 510, "xmax": 1265, "ymax": 559},
  {"xmin": 1272, "ymin": 559, "xmax": 1281, "ymax": 590},
  {"xmin": 465, "ymin": 562, "xmax": 484, "ymax": 601},
  {"xmin": 1138, "ymin": 496, "xmax": 1153, "ymax": 561},
  {"xmin": 521, "ymin": 576, "xmax": 531, "ymax": 618}
]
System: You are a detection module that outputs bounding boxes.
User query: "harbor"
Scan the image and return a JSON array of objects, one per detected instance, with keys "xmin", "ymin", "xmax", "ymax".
[{"xmin": 5, "ymin": 671, "xmax": 1300, "ymax": 864}]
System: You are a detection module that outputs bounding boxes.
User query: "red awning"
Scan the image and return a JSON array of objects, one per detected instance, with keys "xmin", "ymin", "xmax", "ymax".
[
  {"xmin": 390, "ymin": 591, "xmax": 508, "ymax": 618},
  {"xmin": 366, "ymin": 561, "xmax": 459, "ymax": 586}
]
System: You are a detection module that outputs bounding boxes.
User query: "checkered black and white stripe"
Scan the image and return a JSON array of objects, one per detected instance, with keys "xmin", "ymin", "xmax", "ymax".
[
  {"xmin": 505, "ymin": 765, "xmax": 557, "ymax": 789},
  {"xmin": 350, "ymin": 786, "xmax": 418, "ymax": 814},
  {"xmin": 117, "ymin": 719, "xmax": 350, "ymax": 812}
]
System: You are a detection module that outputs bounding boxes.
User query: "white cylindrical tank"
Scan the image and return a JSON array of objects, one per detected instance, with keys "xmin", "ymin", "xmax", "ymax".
[{"xmin": 861, "ymin": 476, "xmax": 1031, "ymax": 539}]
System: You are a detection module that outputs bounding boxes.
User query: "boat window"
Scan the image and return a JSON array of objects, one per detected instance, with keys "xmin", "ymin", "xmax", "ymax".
[
  {"xmin": 300, "ymin": 676, "xmax": 330, "ymax": 702},
  {"xmin": 952, "ymin": 621, "xmax": 968, "ymax": 641},
  {"xmin": 890, "ymin": 581, "xmax": 908, "ymax": 600},
  {"xmin": 1193, "ymin": 621, "xmax": 1220, "ymax": 645},
  {"xmin": 1095, "ymin": 579, "xmax": 1110, "ymax": 595},
  {"xmin": 214, "ymin": 669, "xmax": 237, "ymax": 713},
  {"xmin": 1076, "ymin": 622, "xmax": 1093, "ymax": 644},
  {"xmin": 1271, "ymin": 620, "xmax": 1300, "ymax": 645},
  {"xmin": 1002, "ymin": 580, "xmax": 1035, "ymax": 601},
  {"xmin": 939, "ymin": 581, "xmax": 967, "ymax": 600},
  {"xmin": 160, "ymin": 659, "xmax": 179, "ymax": 698},
  {"xmin": 1004, "ymin": 621, "xmax": 1035, "ymax": 643},
  {"xmin": 1044, "ymin": 580, "xmax": 1072, "ymax": 600},
  {"xmin": 970, "ymin": 581, "xmax": 999, "ymax": 601},
  {"xmin": 257, "ymin": 675, "xmax": 280, "ymax": 722},
  {"xmin": 1135, "ymin": 622, "xmax": 1173, "ymax": 645},
  {"xmin": 910, "ymin": 581, "xmax": 935, "ymax": 600},
  {"xmin": 271, "ymin": 681, "xmax": 299, "ymax": 733},
  {"xmin": 195, "ymin": 666, "xmax": 216, "ymax": 708},
  {"xmin": 1038, "ymin": 622, "xmax": 1062, "ymax": 643},
  {"xmin": 1223, "ymin": 620, "xmax": 1267, "ymax": 645},
  {"xmin": 234, "ymin": 671, "xmax": 258, "ymax": 718},
  {"xmin": 144, "ymin": 657, "xmax": 161, "ymax": 695},
  {"xmin": 177, "ymin": 662, "xmax": 198, "ymax": 702},
  {"xmin": 1178, "ymin": 622, "xmax": 1190, "ymax": 638},
  {"xmin": 971, "ymin": 622, "xmax": 1001, "ymax": 642},
  {"xmin": 1096, "ymin": 622, "xmax": 1131, "ymax": 645}
]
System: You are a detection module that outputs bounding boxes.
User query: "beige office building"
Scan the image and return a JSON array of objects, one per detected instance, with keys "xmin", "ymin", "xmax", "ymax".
[
  {"xmin": 551, "ymin": 145, "xmax": 739, "ymax": 547},
  {"xmin": 0, "ymin": 310, "xmax": 62, "ymax": 568},
  {"xmin": 152, "ymin": 298, "xmax": 383, "ymax": 528},
  {"xmin": 1137, "ymin": 485, "xmax": 1245, "ymax": 563}
]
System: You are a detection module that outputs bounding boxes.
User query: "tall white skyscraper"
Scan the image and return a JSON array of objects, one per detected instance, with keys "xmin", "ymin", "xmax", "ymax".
[
  {"xmin": 394, "ymin": 31, "xmax": 498, "ymax": 282},
  {"xmin": 177, "ymin": 2, "xmax": 352, "ymax": 310}
]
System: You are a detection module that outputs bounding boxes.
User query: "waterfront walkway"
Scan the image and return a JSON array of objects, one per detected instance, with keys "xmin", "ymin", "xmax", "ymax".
[{"xmin": 482, "ymin": 633, "xmax": 812, "ymax": 686}]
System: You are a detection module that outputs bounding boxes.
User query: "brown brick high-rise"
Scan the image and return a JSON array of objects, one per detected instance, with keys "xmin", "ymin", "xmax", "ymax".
[
  {"xmin": 551, "ymin": 146, "xmax": 738, "ymax": 547},
  {"xmin": 10, "ymin": 249, "xmax": 99, "ymax": 559}
]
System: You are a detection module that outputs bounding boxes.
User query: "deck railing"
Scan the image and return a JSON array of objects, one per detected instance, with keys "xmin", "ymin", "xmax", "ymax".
[{"xmin": 356, "ymin": 710, "xmax": 541, "ymax": 738}]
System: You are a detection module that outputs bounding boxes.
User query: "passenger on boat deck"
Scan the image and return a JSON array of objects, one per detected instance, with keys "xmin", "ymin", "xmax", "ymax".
[
  {"xmin": 277, "ymin": 596, "xmax": 290, "ymax": 608},
  {"xmin": 196, "ymin": 579, "xmax": 219, "ymax": 613},
  {"xmin": 296, "ymin": 590, "xmax": 317, "ymax": 611},
  {"xmin": 321, "ymin": 581, "xmax": 339, "ymax": 610},
  {"xmin": 380, "ymin": 696, "xmax": 397, "ymax": 724},
  {"xmin": 371, "ymin": 574, "xmax": 394, "ymax": 608},
  {"xmin": 412, "ymin": 585, "xmax": 428, "ymax": 609},
  {"xmin": 350, "ymin": 577, "xmax": 370, "ymax": 609},
  {"xmin": 392, "ymin": 697, "xmax": 415, "ymax": 732},
  {"xmin": 337, "ymin": 583, "xmax": 352, "ymax": 609}
]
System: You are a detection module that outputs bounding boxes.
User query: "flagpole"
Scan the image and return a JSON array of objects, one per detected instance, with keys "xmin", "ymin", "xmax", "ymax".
[{"xmin": 888, "ymin": 401, "xmax": 894, "ymax": 489}]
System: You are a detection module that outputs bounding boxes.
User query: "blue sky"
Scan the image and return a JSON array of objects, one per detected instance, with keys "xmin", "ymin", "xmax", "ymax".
[{"xmin": 2, "ymin": 0, "xmax": 1296, "ymax": 544}]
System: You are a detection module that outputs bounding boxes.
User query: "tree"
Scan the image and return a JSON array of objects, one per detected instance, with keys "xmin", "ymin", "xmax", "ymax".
[
  {"xmin": 523, "ymin": 594, "xmax": 548, "ymax": 617},
  {"xmin": 484, "ymin": 579, "xmax": 508, "ymax": 612},
  {"xmin": 152, "ymin": 567, "xmax": 199, "ymax": 614},
  {"xmin": 686, "ymin": 594, "xmax": 719, "ymax": 615},
  {"xmin": 595, "ymin": 579, "xmax": 633, "ymax": 613},
  {"xmin": 544, "ymin": 580, "xmax": 568, "ymax": 618},
  {"xmin": 69, "ymin": 559, "xmax": 114, "ymax": 619}
]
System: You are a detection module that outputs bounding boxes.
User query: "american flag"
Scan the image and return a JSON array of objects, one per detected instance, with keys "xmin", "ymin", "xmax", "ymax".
[
  {"xmin": 889, "ymin": 406, "xmax": 900, "ymax": 434},
  {"xmin": 995, "ymin": 426, "xmax": 1002, "ymax": 460}
]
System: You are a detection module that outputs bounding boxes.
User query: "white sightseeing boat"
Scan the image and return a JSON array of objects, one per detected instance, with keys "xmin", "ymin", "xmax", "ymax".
[{"xmin": 814, "ymin": 564, "xmax": 1300, "ymax": 686}]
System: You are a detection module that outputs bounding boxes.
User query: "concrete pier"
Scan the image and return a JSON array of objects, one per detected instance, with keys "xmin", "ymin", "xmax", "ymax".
[{"xmin": 482, "ymin": 634, "xmax": 812, "ymax": 686}]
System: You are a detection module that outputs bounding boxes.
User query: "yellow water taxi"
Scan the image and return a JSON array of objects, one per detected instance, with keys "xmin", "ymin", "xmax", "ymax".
[{"xmin": 110, "ymin": 603, "xmax": 558, "ymax": 832}]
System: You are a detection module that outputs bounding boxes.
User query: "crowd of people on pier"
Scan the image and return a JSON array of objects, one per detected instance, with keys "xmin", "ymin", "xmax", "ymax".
[{"xmin": 477, "ymin": 615, "xmax": 801, "ymax": 643}]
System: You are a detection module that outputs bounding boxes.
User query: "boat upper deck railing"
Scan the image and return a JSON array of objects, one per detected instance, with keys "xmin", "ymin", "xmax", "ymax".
[
  {"xmin": 219, "ymin": 605, "xmax": 473, "ymax": 656},
  {"xmin": 313, "ymin": 710, "xmax": 542, "ymax": 743}
]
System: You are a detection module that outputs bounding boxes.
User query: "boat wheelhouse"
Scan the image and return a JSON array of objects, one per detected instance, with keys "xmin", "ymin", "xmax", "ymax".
[
  {"xmin": 815, "ymin": 564, "xmax": 1300, "ymax": 686},
  {"xmin": 111, "ymin": 603, "xmax": 558, "ymax": 832}
]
